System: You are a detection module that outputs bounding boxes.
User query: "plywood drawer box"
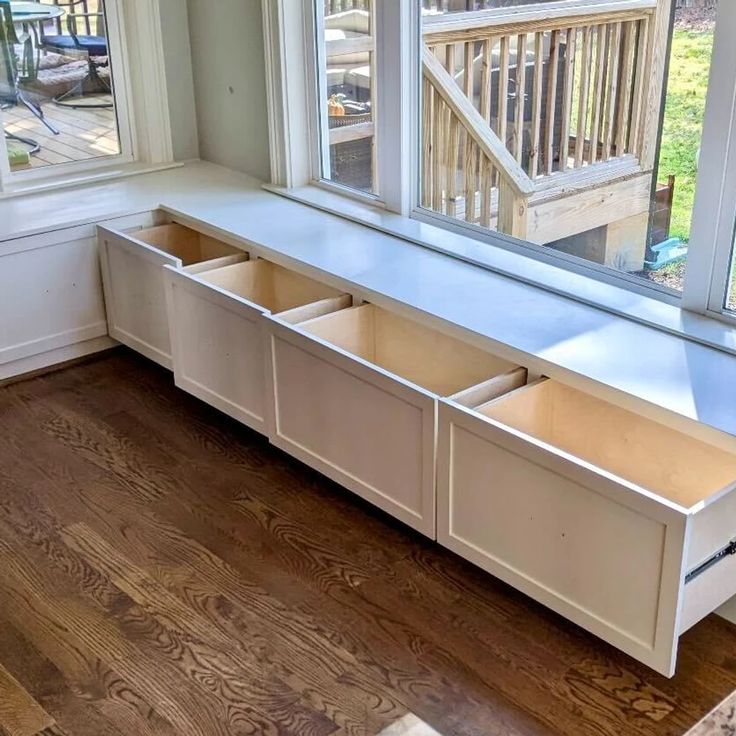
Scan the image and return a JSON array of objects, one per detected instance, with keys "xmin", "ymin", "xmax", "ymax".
[
  {"xmin": 164, "ymin": 259, "xmax": 350, "ymax": 433},
  {"xmin": 98, "ymin": 221, "xmax": 246, "ymax": 368},
  {"xmin": 438, "ymin": 378, "xmax": 736, "ymax": 676},
  {"xmin": 266, "ymin": 303, "xmax": 525, "ymax": 537}
]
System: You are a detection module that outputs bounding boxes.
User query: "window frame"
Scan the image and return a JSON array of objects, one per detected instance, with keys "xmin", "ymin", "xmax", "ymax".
[
  {"xmin": 0, "ymin": 0, "xmax": 175, "ymax": 195},
  {"xmin": 263, "ymin": 0, "xmax": 736, "ymax": 328}
]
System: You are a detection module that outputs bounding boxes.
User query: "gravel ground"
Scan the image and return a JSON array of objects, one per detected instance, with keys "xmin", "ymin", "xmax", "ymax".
[{"xmin": 635, "ymin": 262, "xmax": 686, "ymax": 292}]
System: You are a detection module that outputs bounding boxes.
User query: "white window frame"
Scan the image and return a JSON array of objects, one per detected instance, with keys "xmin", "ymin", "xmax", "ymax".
[
  {"xmin": 263, "ymin": 0, "xmax": 736, "ymax": 331},
  {"xmin": 0, "ymin": 0, "xmax": 175, "ymax": 195}
]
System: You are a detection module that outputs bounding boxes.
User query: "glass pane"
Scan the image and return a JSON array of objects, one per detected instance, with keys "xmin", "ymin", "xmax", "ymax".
[
  {"xmin": 319, "ymin": 0, "xmax": 375, "ymax": 193},
  {"xmin": 1, "ymin": 0, "xmax": 123, "ymax": 173},
  {"xmin": 419, "ymin": 0, "xmax": 718, "ymax": 292}
]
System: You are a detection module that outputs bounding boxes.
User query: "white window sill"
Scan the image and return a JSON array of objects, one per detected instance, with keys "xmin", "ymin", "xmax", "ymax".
[
  {"xmin": 264, "ymin": 182, "xmax": 736, "ymax": 358},
  {"xmin": 0, "ymin": 161, "xmax": 184, "ymax": 201}
]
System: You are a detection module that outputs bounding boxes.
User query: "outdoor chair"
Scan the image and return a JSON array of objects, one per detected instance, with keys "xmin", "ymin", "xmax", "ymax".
[{"xmin": 39, "ymin": 0, "xmax": 112, "ymax": 108}]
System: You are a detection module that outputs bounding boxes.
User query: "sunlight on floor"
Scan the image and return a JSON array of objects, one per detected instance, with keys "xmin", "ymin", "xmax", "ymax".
[
  {"xmin": 4, "ymin": 96, "xmax": 120, "ymax": 171},
  {"xmin": 378, "ymin": 713, "xmax": 444, "ymax": 735}
]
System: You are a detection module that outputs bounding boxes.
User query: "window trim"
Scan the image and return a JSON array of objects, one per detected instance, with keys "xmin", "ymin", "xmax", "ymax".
[
  {"xmin": 0, "ymin": 0, "xmax": 174, "ymax": 194},
  {"xmin": 263, "ymin": 0, "xmax": 736, "ymax": 333}
]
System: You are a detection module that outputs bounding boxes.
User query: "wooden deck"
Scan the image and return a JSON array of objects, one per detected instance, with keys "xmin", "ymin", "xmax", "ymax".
[{"xmin": 4, "ymin": 96, "xmax": 119, "ymax": 171}]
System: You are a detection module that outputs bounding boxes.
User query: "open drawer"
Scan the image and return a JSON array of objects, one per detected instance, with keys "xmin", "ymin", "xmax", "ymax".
[
  {"xmin": 164, "ymin": 258, "xmax": 350, "ymax": 433},
  {"xmin": 266, "ymin": 303, "xmax": 526, "ymax": 536},
  {"xmin": 98, "ymin": 220, "xmax": 246, "ymax": 368},
  {"xmin": 438, "ymin": 378, "xmax": 736, "ymax": 676}
]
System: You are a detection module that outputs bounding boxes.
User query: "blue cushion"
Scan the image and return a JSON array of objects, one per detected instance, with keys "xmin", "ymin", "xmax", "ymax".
[{"xmin": 43, "ymin": 34, "xmax": 107, "ymax": 57}]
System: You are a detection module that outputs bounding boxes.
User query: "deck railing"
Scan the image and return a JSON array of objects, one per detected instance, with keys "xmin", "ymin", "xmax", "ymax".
[
  {"xmin": 423, "ymin": 0, "xmax": 656, "ymax": 180},
  {"xmin": 422, "ymin": 46, "xmax": 535, "ymax": 238}
]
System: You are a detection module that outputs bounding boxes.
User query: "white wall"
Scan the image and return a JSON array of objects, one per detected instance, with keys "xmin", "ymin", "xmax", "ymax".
[
  {"xmin": 159, "ymin": 0, "xmax": 199, "ymax": 161},
  {"xmin": 186, "ymin": 0, "xmax": 271, "ymax": 181}
]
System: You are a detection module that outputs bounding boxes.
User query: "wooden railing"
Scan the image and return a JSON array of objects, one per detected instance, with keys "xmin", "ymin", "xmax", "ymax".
[
  {"xmin": 324, "ymin": 0, "xmax": 369, "ymax": 16},
  {"xmin": 423, "ymin": 0, "xmax": 657, "ymax": 179},
  {"xmin": 422, "ymin": 46, "xmax": 535, "ymax": 238}
]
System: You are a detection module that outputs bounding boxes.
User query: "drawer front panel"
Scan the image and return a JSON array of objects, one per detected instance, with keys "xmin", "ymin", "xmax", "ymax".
[
  {"xmin": 165, "ymin": 269, "xmax": 266, "ymax": 432},
  {"xmin": 267, "ymin": 322, "xmax": 436, "ymax": 536},
  {"xmin": 99, "ymin": 227, "xmax": 179, "ymax": 368},
  {"xmin": 438, "ymin": 401, "xmax": 688, "ymax": 676}
]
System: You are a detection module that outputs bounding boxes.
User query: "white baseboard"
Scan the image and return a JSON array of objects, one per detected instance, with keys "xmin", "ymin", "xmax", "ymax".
[{"xmin": 0, "ymin": 336, "xmax": 118, "ymax": 382}]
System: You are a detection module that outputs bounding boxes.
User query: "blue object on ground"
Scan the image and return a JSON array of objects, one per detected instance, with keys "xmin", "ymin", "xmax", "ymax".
[{"xmin": 645, "ymin": 237, "xmax": 688, "ymax": 271}]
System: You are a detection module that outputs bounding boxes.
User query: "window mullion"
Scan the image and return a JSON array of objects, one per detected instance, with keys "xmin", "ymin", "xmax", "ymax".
[
  {"xmin": 681, "ymin": 0, "xmax": 736, "ymax": 315},
  {"xmin": 375, "ymin": 0, "xmax": 420, "ymax": 215}
]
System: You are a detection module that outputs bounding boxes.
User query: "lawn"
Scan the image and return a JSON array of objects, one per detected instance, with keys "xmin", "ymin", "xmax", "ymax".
[
  {"xmin": 648, "ymin": 24, "xmax": 736, "ymax": 308},
  {"xmin": 656, "ymin": 28, "xmax": 714, "ymax": 244}
]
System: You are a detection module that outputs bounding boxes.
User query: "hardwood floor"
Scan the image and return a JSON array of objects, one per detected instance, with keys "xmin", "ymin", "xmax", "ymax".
[{"xmin": 1, "ymin": 349, "xmax": 736, "ymax": 736}]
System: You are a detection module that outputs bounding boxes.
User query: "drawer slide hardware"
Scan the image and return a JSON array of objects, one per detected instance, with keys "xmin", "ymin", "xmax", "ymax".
[{"xmin": 685, "ymin": 539, "xmax": 736, "ymax": 584}]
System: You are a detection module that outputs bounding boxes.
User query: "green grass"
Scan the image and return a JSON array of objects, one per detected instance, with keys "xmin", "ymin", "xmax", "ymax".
[
  {"xmin": 657, "ymin": 27, "xmax": 736, "ymax": 309},
  {"xmin": 656, "ymin": 28, "xmax": 714, "ymax": 244}
]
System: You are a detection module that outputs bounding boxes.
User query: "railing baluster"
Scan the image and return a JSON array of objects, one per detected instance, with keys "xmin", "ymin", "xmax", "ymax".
[
  {"xmin": 498, "ymin": 35, "xmax": 510, "ymax": 150},
  {"xmin": 529, "ymin": 31, "xmax": 543, "ymax": 178},
  {"xmin": 589, "ymin": 23, "xmax": 607, "ymax": 165},
  {"xmin": 422, "ymin": 77, "xmax": 433, "ymax": 209},
  {"xmin": 464, "ymin": 41, "xmax": 474, "ymax": 105},
  {"xmin": 559, "ymin": 27, "xmax": 577, "ymax": 171},
  {"xmin": 545, "ymin": 29, "xmax": 560, "ymax": 175},
  {"xmin": 447, "ymin": 110, "xmax": 459, "ymax": 218},
  {"xmin": 480, "ymin": 156, "xmax": 492, "ymax": 227},
  {"xmin": 463, "ymin": 40, "xmax": 475, "ymax": 222},
  {"xmin": 616, "ymin": 20, "xmax": 636, "ymax": 156},
  {"xmin": 629, "ymin": 15, "xmax": 650, "ymax": 158},
  {"xmin": 464, "ymin": 136, "xmax": 477, "ymax": 223},
  {"xmin": 603, "ymin": 22, "xmax": 622, "ymax": 160},
  {"xmin": 514, "ymin": 33, "xmax": 527, "ymax": 165},
  {"xmin": 432, "ymin": 89, "xmax": 444, "ymax": 212},
  {"xmin": 480, "ymin": 38, "xmax": 493, "ymax": 128},
  {"xmin": 575, "ymin": 25, "xmax": 592, "ymax": 168}
]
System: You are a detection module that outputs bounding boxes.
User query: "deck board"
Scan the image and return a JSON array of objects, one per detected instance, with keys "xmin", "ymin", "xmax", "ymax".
[{"xmin": 3, "ymin": 96, "xmax": 119, "ymax": 171}]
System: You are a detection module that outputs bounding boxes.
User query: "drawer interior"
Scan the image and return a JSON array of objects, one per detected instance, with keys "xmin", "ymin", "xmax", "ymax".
[
  {"xmin": 196, "ymin": 259, "xmax": 344, "ymax": 314},
  {"xmin": 478, "ymin": 379, "xmax": 736, "ymax": 507},
  {"xmin": 134, "ymin": 224, "xmax": 242, "ymax": 266},
  {"xmin": 297, "ymin": 303, "xmax": 518, "ymax": 396}
]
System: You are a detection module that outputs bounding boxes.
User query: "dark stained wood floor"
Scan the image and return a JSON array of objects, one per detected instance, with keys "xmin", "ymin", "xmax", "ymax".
[{"xmin": 0, "ymin": 349, "xmax": 735, "ymax": 736}]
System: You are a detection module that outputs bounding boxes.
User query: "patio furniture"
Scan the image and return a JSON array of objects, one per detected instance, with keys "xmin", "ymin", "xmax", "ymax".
[
  {"xmin": 1, "ymin": 0, "xmax": 42, "ymax": 162},
  {"xmin": 38, "ymin": 0, "xmax": 112, "ymax": 109},
  {"xmin": 2, "ymin": 0, "xmax": 59, "ymax": 134}
]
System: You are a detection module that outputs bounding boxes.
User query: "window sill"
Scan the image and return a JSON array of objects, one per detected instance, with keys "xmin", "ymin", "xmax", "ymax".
[
  {"xmin": 0, "ymin": 160, "xmax": 183, "ymax": 201},
  {"xmin": 264, "ymin": 183, "xmax": 736, "ymax": 358}
]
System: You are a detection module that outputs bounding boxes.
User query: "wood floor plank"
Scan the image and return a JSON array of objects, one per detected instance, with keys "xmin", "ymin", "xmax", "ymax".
[
  {"xmin": 1, "ymin": 350, "xmax": 736, "ymax": 736},
  {"xmin": 0, "ymin": 662, "xmax": 54, "ymax": 736},
  {"xmin": 0, "ymin": 616, "xmax": 158, "ymax": 736}
]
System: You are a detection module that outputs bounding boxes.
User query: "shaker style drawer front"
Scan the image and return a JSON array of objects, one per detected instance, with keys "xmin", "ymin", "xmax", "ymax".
[
  {"xmin": 266, "ymin": 304, "xmax": 523, "ymax": 537},
  {"xmin": 438, "ymin": 379, "xmax": 736, "ymax": 676},
  {"xmin": 98, "ymin": 219, "xmax": 245, "ymax": 368},
  {"xmin": 164, "ymin": 258, "xmax": 349, "ymax": 433}
]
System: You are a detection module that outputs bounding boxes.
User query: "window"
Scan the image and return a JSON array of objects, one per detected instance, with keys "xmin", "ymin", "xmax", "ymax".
[
  {"xmin": 0, "ymin": 0, "xmax": 132, "ymax": 181},
  {"xmin": 266, "ymin": 0, "xmax": 736, "ymax": 328},
  {"xmin": 316, "ymin": 0, "xmax": 376, "ymax": 193}
]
